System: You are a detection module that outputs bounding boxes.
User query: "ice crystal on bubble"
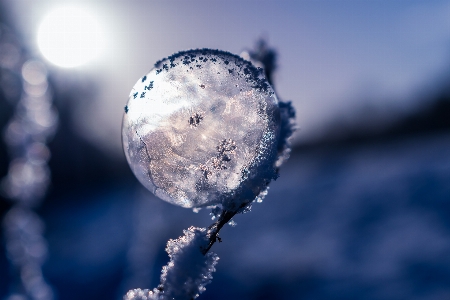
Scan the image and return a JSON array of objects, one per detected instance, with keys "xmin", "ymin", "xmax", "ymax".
[{"xmin": 122, "ymin": 49, "xmax": 281, "ymax": 209}]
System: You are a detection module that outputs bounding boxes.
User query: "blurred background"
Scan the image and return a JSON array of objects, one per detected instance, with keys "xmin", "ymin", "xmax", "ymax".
[{"xmin": 1, "ymin": 0, "xmax": 450, "ymax": 299}]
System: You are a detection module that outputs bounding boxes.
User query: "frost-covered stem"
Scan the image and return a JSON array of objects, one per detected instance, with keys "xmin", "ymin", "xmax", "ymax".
[{"xmin": 124, "ymin": 226, "xmax": 219, "ymax": 300}]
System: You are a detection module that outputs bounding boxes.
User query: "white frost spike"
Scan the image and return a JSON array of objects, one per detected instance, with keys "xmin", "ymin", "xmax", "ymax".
[
  {"xmin": 122, "ymin": 49, "xmax": 280, "ymax": 209},
  {"xmin": 161, "ymin": 227, "xmax": 219, "ymax": 300}
]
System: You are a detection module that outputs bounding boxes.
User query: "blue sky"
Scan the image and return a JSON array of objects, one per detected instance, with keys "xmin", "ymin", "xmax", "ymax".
[{"xmin": 6, "ymin": 0, "xmax": 450, "ymax": 153}]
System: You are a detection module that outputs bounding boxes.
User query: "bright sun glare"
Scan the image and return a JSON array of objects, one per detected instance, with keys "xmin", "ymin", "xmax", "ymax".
[{"xmin": 37, "ymin": 6, "xmax": 105, "ymax": 68}]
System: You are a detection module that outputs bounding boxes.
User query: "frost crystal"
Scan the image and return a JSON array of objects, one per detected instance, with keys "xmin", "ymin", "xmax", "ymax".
[
  {"xmin": 122, "ymin": 49, "xmax": 280, "ymax": 209},
  {"xmin": 124, "ymin": 288, "xmax": 160, "ymax": 300},
  {"xmin": 161, "ymin": 227, "xmax": 219, "ymax": 299},
  {"xmin": 123, "ymin": 227, "xmax": 218, "ymax": 300}
]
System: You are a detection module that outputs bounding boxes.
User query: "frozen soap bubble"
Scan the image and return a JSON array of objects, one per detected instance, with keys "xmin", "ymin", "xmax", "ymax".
[{"xmin": 122, "ymin": 49, "xmax": 280, "ymax": 209}]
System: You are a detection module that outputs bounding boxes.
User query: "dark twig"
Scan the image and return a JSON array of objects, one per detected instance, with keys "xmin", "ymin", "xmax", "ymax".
[
  {"xmin": 201, "ymin": 210, "xmax": 236, "ymax": 255},
  {"xmin": 201, "ymin": 202, "xmax": 250, "ymax": 255}
]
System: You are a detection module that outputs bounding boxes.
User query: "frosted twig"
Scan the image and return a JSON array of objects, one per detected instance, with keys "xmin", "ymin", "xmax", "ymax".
[{"xmin": 202, "ymin": 203, "xmax": 248, "ymax": 255}]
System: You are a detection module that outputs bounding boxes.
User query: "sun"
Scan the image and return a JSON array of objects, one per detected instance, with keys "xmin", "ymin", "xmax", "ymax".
[{"xmin": 37, "ymin": 5, "xmax": 105, "ymax": 68}]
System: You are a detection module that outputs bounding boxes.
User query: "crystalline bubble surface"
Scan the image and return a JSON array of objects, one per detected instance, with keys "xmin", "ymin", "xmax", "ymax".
[{"xmin": 122, "ymin": 49, "xmax": 280, "ymax": 208}]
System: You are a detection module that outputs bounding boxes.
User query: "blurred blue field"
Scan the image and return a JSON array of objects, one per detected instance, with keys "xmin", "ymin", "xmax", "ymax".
[{"xmin": 2, "ymin": 131, "xmax": 448, "ymax": 300}]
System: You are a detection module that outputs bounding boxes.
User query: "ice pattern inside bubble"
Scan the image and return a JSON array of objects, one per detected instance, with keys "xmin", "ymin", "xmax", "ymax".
[{"xmin": 122, "ymin": 49, "xmax": 280, "ymax": 208}]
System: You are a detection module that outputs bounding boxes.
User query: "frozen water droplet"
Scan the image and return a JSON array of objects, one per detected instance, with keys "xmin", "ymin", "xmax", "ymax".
[
  {"xmin": 210, "ymin": 206, "xmax": 222, "ymax": 220},
  {"xmin": 254, "ymin": 187, "xmax": 269, "ymax": 203},
  {"xmin": 228, "ymin": 219, "xmax": 237, "ymax": 227},
  {"xmin": 122, "ymin": 49, "xmax": 280, "ymax": 208}
]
